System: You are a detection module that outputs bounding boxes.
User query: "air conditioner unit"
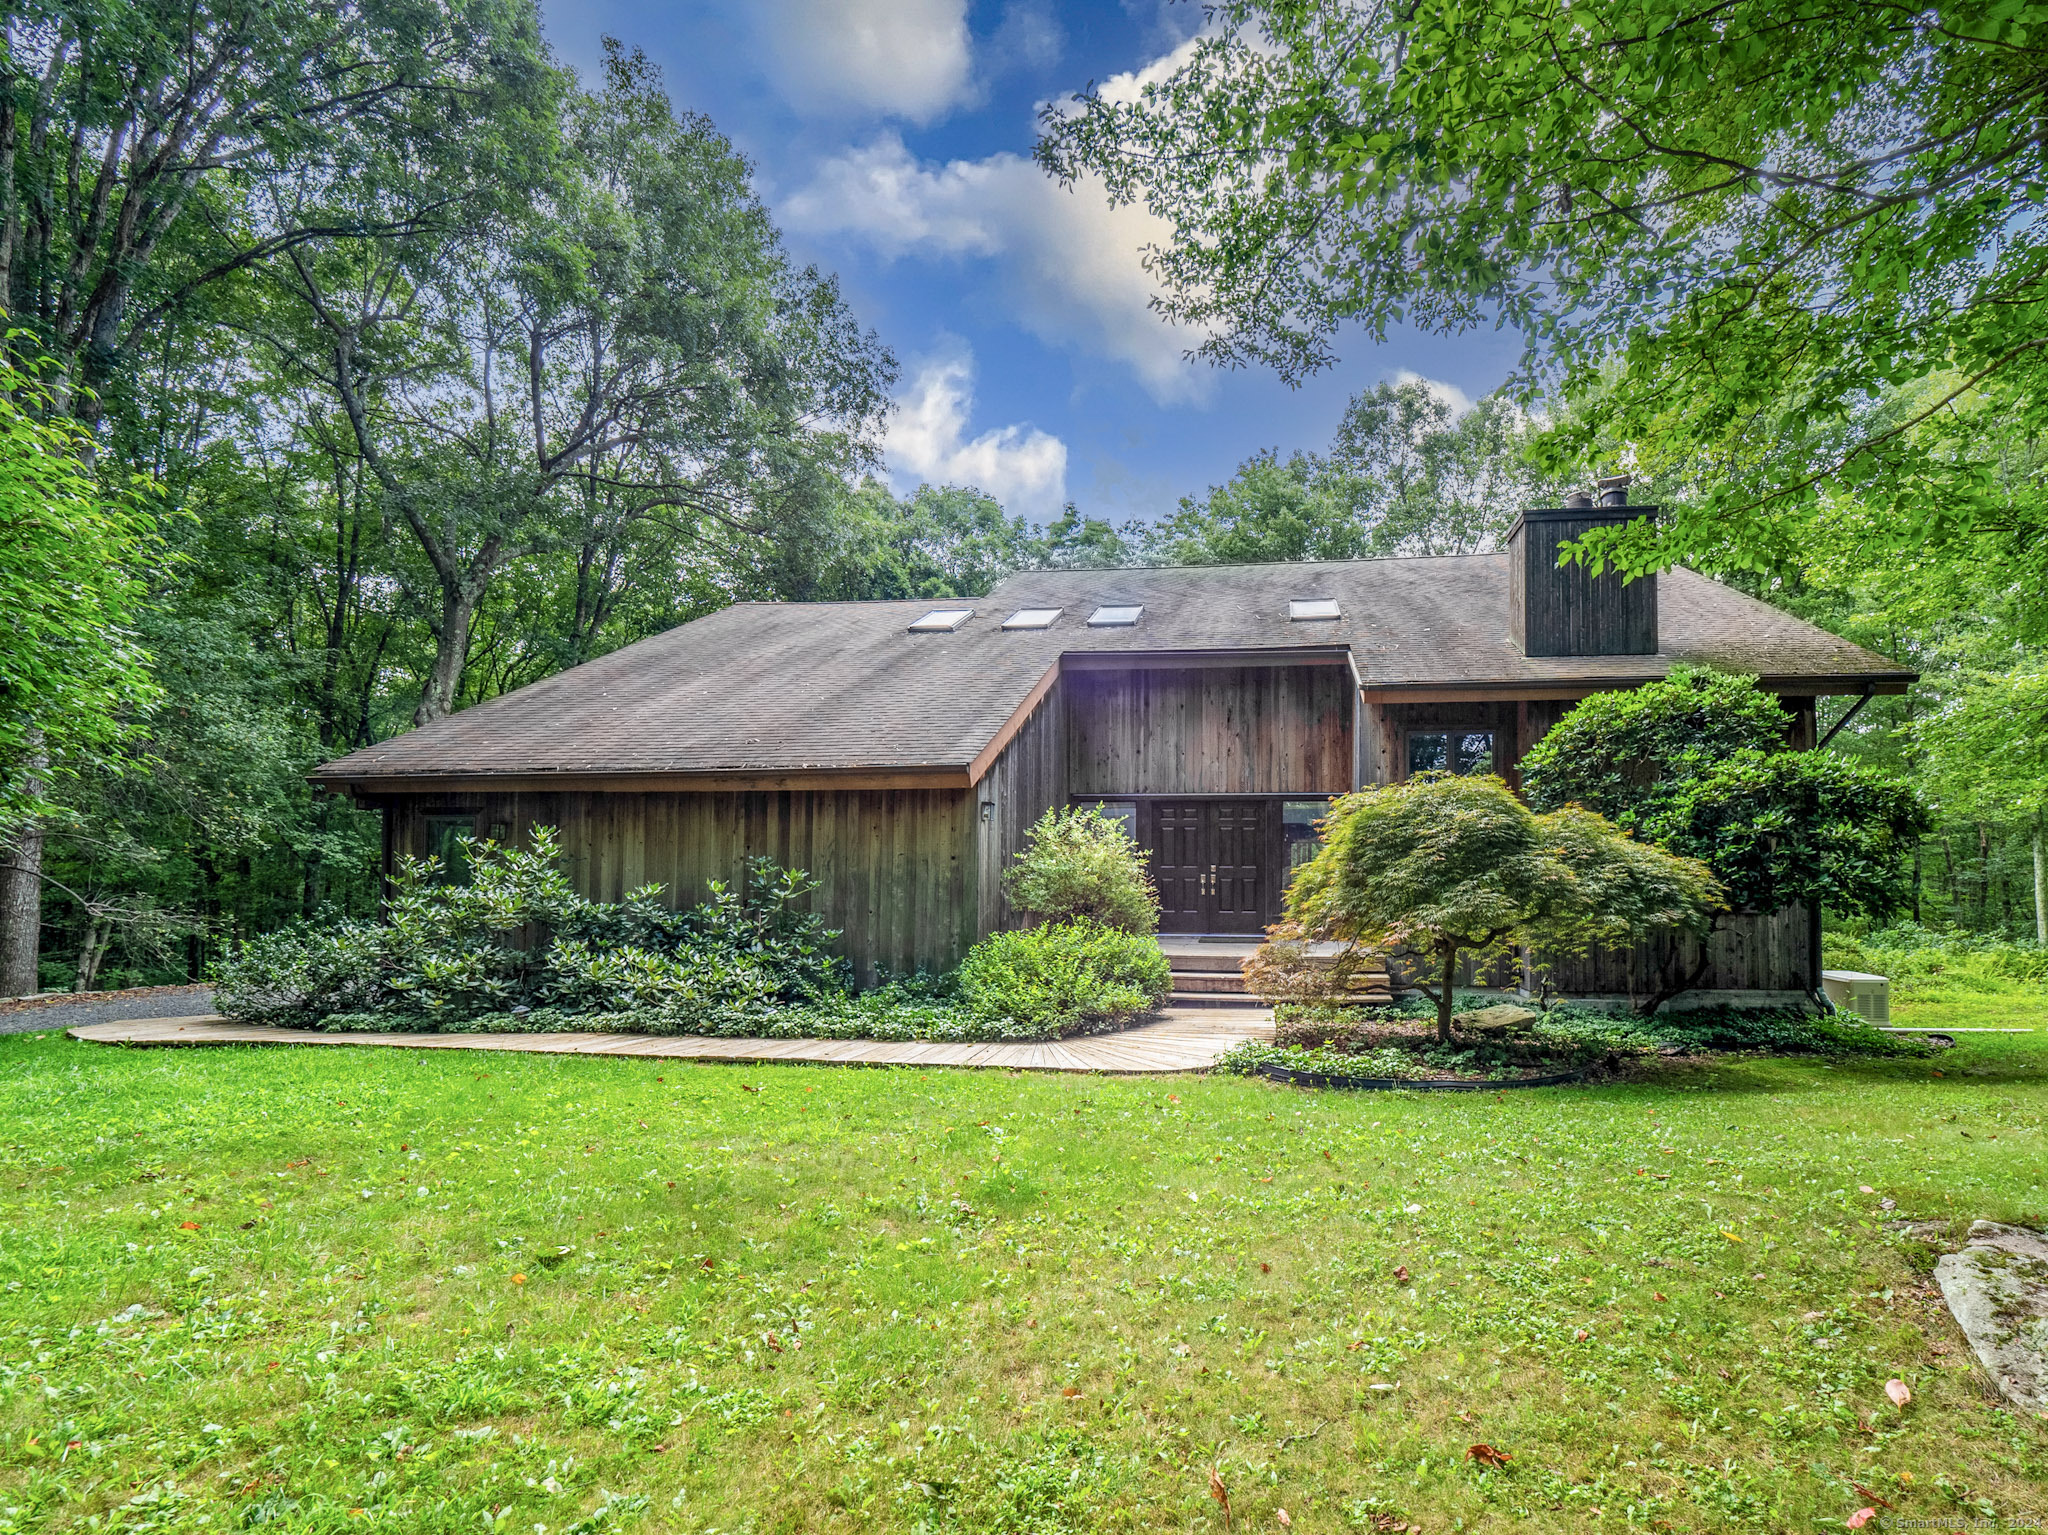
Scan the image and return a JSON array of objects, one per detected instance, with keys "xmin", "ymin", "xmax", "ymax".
[{"xmin": 1821, "ymin": 970, "xmax": 1890, "ymax": 1025}]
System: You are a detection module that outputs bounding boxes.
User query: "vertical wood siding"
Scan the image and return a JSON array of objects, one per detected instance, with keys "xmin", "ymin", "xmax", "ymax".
[
  {"xmin": 1509, "ymin": 512, "xmax": 1659, "ymax": 656},
  {"xmin": 975, "ymin": 679, "xmax": 1070, "ymax": 937},
  {"xmin": 1065, "ymin": 665, "xmax": 1353, "ymax": 795},
  {"xmin": 1530, "ymin": 905, "xmax": 1814, "ymax": 999},
  {"xmin": 386, "ymin": 788, "xmax": 977, "ymax": 984}
]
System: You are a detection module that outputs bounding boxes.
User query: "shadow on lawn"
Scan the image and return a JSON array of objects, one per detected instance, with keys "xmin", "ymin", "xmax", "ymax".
[{"xmin": 1584, "ymin": 1048, "xmax": 2034, "ymax": 1096}]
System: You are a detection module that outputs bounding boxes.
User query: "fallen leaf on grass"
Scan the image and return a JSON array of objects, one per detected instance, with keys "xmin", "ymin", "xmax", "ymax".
[
  {"xmin": 1209, "ymin": 1466, "xmax": 1232, "ymax": 1528},
  {"xmin": 509, "ymin": 1273, "xmax": 526, "ymax": 1286},
  {"xmin": 1853, "ymin": 1485, "xmax": 1892, "ymax": 1509},
  {"xmin": 739, "ymin": 1083, "xmax": 761, "ymax": 1094},
  {"xmin": 1653, "ymin": 1293, "xmax": 1667, "ymax": 1303},
  {"xmin": 1393, "ymin": 1265, "xmax": 1410, "ymax": 1281},
  {"xmin": 1885, "ymin": 1379, "xmax": 1912, "ymax": 1408},
  {"xmin": 1062, "ymin": 1386, "xmax": 1081, "ymax": 1398},
  {"xmin": 1847, "ymin": 1509, "xmax": 1878, "ymax": 1529},
  {"xmin": 1466, "ymin": 1443, "xmax": 1512, "ymax": 1468},
  {"xmin": 1277, "ymin": 1510, "xmax": 1292, "ymax": 1528},
  {"xmin": 178, "ymin": 1221, "xmax": 199, "ymax": 1230}
]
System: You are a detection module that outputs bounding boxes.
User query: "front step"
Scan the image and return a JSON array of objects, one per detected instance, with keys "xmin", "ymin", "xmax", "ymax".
[
  {"xmin": 1170, "ymin": 969, "xmax": 1249, "ymax": 994},
  {"xmin": 1167, "ymin": 990, "xmax": 1271, "ymax": 1010},
  {"xmin": 1161, "ymin": 949, "xmax": 1254, "ymax": 973}
]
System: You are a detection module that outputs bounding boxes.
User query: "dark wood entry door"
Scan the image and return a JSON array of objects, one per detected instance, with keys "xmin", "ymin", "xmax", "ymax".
[{"xmin": 1150, "ymin": 800, "xmax": 1270, "ymax": 934}]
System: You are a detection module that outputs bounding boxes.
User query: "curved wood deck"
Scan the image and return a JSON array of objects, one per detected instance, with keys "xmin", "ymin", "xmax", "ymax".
[{"xmin": 67, "ymin": 1009, "xmax": 1274, "ymax": 1074}]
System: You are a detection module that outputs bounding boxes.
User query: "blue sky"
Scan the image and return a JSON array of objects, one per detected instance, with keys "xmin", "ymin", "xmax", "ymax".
[{"xmin": 540, "ymin": 0, "xmax": 1524, "ymax": 525}]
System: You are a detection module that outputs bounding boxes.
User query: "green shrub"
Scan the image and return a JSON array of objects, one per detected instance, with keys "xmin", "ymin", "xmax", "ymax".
[
  {"xmin": 958, "ymin": 919, "xmax": 1171, "ymax": 1034},
  {"xmin": 320, "ymin": 981, "xmax": 1055, "ymax": 1043},
  {"xmin": 1003, "ymin": 807, "xmax": 1160, "ymax": 932},
  {"xmin": 213, "ymin": 830, "xmax": 850, "ymax": 1030}
]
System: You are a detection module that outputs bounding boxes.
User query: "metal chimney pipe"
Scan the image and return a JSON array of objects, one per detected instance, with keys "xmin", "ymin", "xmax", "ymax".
[
  {"xmin": 1596, "ymin": 473, "xmax": 1632, "ymax": 506},
  {"xmin": 1562, "ymin": 490, "xmax": 1594, "ymax": 509}
]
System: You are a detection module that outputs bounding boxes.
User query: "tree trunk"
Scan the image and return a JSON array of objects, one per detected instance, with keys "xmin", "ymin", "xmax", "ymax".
[
  {"xmin": 414, "ymin": 585, "xmax": 481, "ymax": 725},
  {"xmin": 0, "ymin": 748, "xmax": 47, "ymax": 997},
  {"xmin": 73, "ymin": 911, "xmax": 109, "ymax": 992},
  {"xmin": 1437, "ymin": 947, "xmax": 1457, "ymax": 1044},
  {"xmin": 2034, "ymin": 820, "xmax": 2046, "ymax": 948}
]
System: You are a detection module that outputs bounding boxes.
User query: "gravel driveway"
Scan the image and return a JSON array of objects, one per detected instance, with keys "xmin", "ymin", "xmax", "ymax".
[{"xmin": 0, "ymin": 986, "xmax": 216, "ymax": 1036}]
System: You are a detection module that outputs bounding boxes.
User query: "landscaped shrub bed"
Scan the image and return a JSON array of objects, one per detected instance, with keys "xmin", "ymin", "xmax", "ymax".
[
  {"xmin": 1216, "ymin": 992, "xmax": 1930, "ymax": 1085},
  {"xmin": 212, "ymin": 828, "xmax": 1169, "ymax": 1042}
]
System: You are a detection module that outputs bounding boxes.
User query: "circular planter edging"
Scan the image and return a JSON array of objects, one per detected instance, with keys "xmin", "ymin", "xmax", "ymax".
[{"xmin": 1254, "ymin": 1061, "xmax": 1588, "ymax": 1092}]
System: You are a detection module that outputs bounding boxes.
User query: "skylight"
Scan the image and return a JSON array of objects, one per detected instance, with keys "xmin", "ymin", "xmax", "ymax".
[
  {"xmin": 1087, "ymin": 605, "xmax": 1143, "ymax": 627},
  {"xmin": 908, "ymin": 609, "xmax": 972, "ymax": 633},
  {"xmin": 1290, "ymin": 598, "xmax": 1341, "ymax": 621},
  {"xmin": 1002, "ymin": 608, "xmax": 1062, "ymax": 630}
]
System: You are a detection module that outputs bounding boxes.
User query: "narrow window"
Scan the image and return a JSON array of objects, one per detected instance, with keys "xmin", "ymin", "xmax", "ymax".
[
  {"xmin": 422, "ymin": 813, "xmax": 477, "ymax": 885},
  {"xmin": 1282, "ymin": 798, "xmax": 1333, "ymax": 882},
  {"xmin": 909, "ymin": 608, "xmax": 973, "ymax": 632}
]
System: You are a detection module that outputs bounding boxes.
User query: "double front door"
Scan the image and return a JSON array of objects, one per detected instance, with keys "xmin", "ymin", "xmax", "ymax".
[{"xmin": 1149, "ymin": 799, "xmax": 1270, "ymax": 934}]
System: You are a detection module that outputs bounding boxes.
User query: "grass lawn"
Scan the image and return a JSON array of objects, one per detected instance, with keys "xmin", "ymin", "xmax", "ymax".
[{"xmin": 2, "ymin": 988, "xmax": 2044, "ymax": 1533}]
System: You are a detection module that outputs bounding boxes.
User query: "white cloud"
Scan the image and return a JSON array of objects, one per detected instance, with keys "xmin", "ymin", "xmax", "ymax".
[
  {"xmin": 988, "ymin": 1, "xmax": 1063, "ymax": 74},
  {"xmin": 783, "ymin": 132, "xmax": 1213, "ymax": 404},
  {"xmin": 1392, "ymin": 369, "xmax": 1477, "ymax": 417},
  {"xmin": 886, "ymin": 341, "xmax": 1068, "ymax": 519},
  {"xmin": 752, "ymin": 0, "xmax": 975, "ymax": 123}
]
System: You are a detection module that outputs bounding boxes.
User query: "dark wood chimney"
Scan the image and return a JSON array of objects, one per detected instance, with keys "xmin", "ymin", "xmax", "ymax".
[{"xmin": 1506, "ymin": 480, "xmax": 1658, "ymax": 656}]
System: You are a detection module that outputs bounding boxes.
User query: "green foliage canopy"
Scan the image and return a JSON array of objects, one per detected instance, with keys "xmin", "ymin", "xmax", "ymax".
[
  {"xmin": 1523, "ymin": 668, "xmax": 1931, "ymax": 927},
  {"xmin": 1038, "ymin": 0, "xmax": 2048, "ymax": 575},
  {"xmin": 0, "ymin": 348, "xmax": 156, "ymax": 828}
]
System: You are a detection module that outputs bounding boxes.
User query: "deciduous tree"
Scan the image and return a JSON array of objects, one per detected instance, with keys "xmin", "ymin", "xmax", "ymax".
[{"xmin": 1285, "ymin": 774, "xmax": 1718, "ymax": 1038}]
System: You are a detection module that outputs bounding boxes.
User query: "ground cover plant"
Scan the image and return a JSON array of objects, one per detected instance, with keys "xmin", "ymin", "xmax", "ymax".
[
  {"xmin": 1218, "ymin": 995, "xmax": 1936, "ymax": 1087},
  {"xmin": 211, "ymin": 829, "xmax": 1166, "ymax": 1044},
  {"xmin": 3, "ymin": 983, "xmax": 2044, "ymax": 1534}
]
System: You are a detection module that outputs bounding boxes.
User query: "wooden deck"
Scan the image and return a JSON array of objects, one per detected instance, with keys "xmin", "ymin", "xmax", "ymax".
[{"xmin": 67, "ymin": 1009, "xmax": 1274, "ymax": 1074}]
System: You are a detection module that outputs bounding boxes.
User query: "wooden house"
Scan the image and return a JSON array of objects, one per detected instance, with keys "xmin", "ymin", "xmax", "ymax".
[{"xmin": 311, "ymin": 498, "xmax": 1914, "ymax": 1004}]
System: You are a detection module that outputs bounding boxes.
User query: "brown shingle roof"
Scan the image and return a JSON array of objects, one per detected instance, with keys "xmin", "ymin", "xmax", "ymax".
[{"xmin": 311, "ymin": 555, "xmax": 1912, "ymax": 785}]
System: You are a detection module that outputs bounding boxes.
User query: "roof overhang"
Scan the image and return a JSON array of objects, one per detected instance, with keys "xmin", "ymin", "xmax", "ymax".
[
  {"xmin": 1357, "ymin": 671, "xmax": 1917, "ymax": 703},
  {"xmin": 1059, "ymin": 645, "xmax": 1354, "ymax": 671},
  {"xmin": 313, "ymin": 766, "xmax": 975, "ymax": 798}
]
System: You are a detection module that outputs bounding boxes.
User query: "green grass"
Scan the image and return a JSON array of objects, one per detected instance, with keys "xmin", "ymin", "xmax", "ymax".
[{"xmin": 1, "ymin": 986, "xmax": 2044, "ymax": 1533}]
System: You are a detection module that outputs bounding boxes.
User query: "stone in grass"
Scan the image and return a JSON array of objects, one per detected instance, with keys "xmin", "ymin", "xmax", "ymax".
[
  {"xmin": 1451, "ymin": 1004, "xmax": 1541, "ymax": 1039},
  {"xmin": 1934, "ymin": 1221, "xmax": 2048, "ymax": 1411}
]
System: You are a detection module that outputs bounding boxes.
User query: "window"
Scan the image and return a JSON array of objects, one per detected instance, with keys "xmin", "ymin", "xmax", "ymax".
[
  {"xmin": 908, "ymin": 608, "xmax": 973, "ymax": 632},
  {"xmin": 1087, "ymin": 605, "xmax": 1143, "ymax": 626},
  {"xmin": 1406, "ymin": 730, "xmax": 1496, "ymax": 777},
  {"xmin": 1289, "ymin": 598, "xmax": 1341, "ymax": 621},
  {"xmin": 1002, "ymin": 608, "xmax": 1062, "ymax": 630},
  {"xmin": 1282, "ymin": 798, "xmax": 1333, "ymax": 881},
  {"xmin": 1077, "ymin": 800, "xmax": 1137, "ymax": 839},
  {"xmin": 423, "ymin": 812, "xmax": 478, "ymax": 885}
]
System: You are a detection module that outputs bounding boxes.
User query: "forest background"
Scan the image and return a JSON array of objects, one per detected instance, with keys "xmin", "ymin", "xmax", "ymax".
[{"xmin": 2, "ymin": 0, "xmax": 2044, "ymax": 995}]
